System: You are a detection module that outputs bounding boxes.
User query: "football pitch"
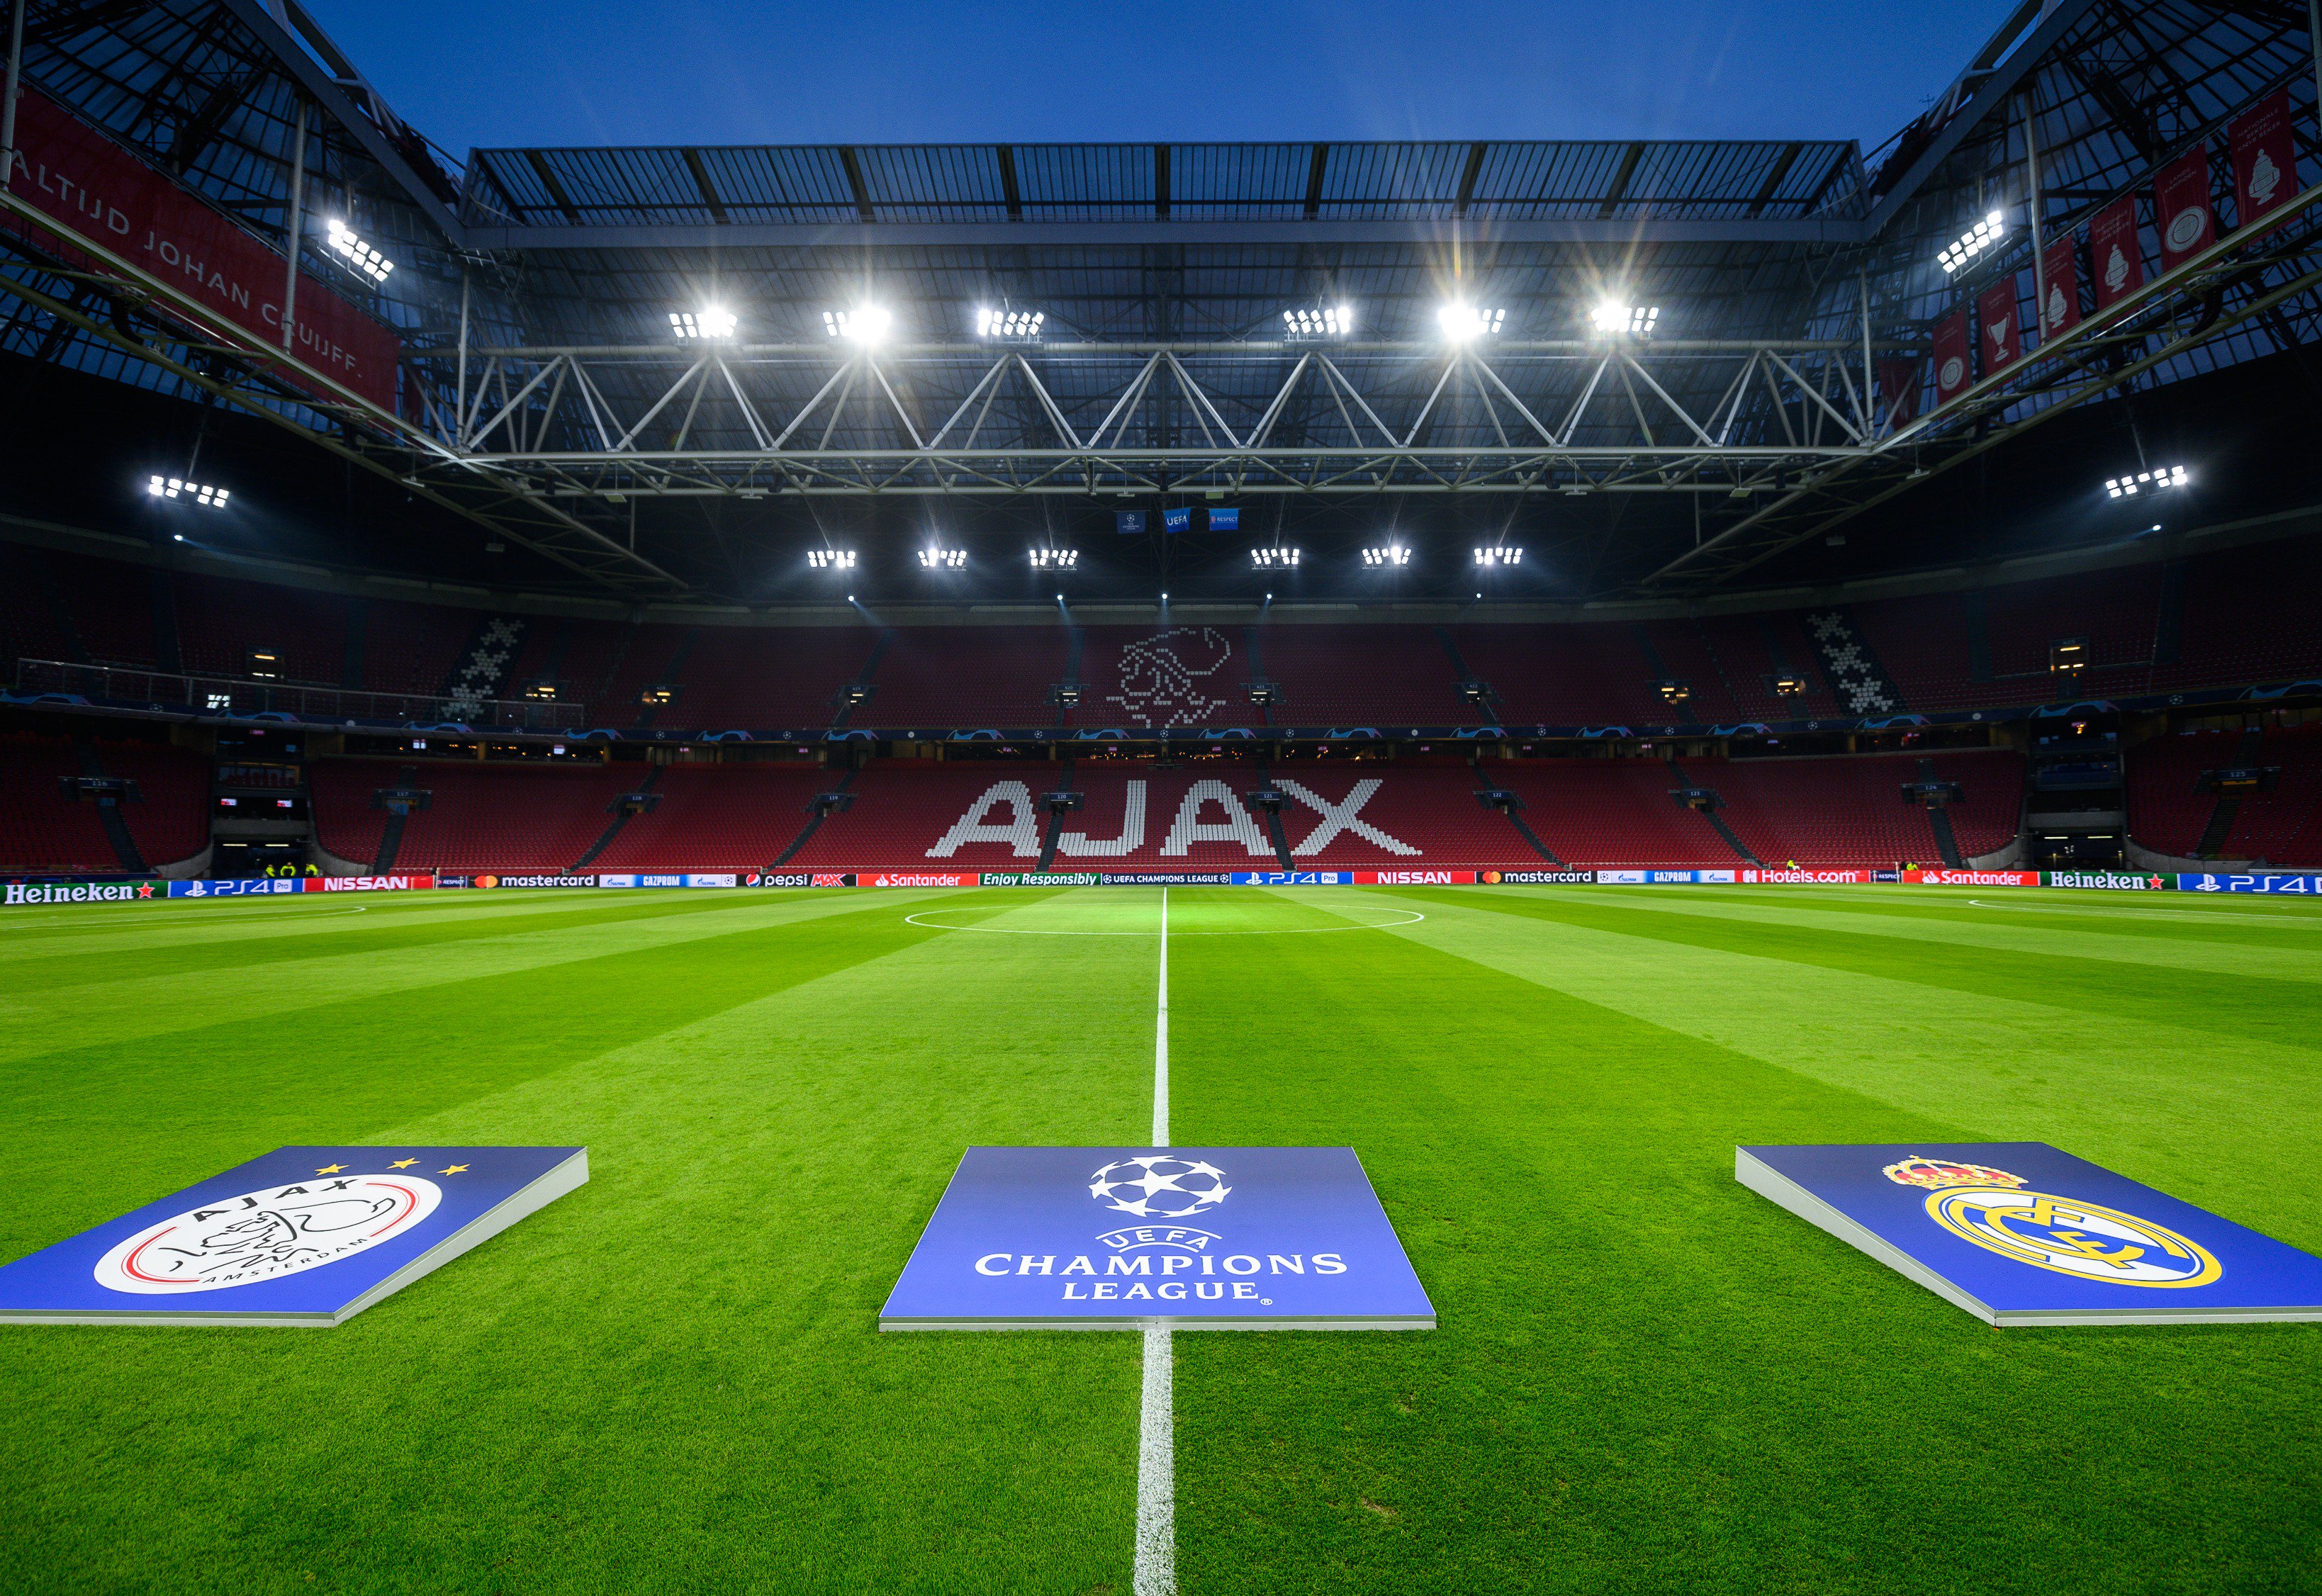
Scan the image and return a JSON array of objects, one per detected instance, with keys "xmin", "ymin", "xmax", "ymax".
[{"xmin": 2, "ymin": 882, "xmax": 2318, "ymax": 1593}]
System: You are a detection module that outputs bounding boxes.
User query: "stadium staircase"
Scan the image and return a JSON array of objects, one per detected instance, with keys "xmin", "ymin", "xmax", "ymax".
[
  {"xmin": 371, "ymin": 763, "xmax": 418, "ymax": 875},
  {"xmin": 1917, "ymin": 756, "xmax": 1966, "ymax": 867},
  {"xmin": 830, "ymin": 631, "xmax": 894, "ymax": 729},
  {"xmin": 1250, "ymin": 754, "xmax": 1298, "ymax": 869},
  {"xmin": 2194, "ymin": 730, "xmax": 2266, "ymax": 858},
  {"xmin": 571, "ymin": 765, "xmax": 664, "ymax": 869},
  {"xmin": 72, "ymin": 739, "xmax": 148, "ymax": 872},
  {"xmin": 769, "ymin": 768, "xmax": 853, "ymax": 867},
  {"xmin": 1475, "ymin": 758, "xmax": 1562, "ymax": 863}
]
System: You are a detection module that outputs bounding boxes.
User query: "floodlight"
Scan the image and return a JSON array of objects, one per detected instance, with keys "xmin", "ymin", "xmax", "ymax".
[
  {"xmin": 148, "ymin": 475, "xmax": 229, "ymax": 507},
  {"xmin": 918, "ymin": 546, "xmax": 967, "ymax": 569},
  {"xmin": 1473, "ymin": 545, "xmax": 1522, "ymax": 566},
  {"xmin": 671, "ymin": 307, "xmax": 738, "ymax": 339},
  {"xmin": 2104, "ymin": 465, "xmax": 2189, "ymax": 498},
  {"xmin": 1249, "ymin": 547, "xmax": 1301, "ymax": 568},
  {"xmin": 976, "ymin": 307, "xmax": 1044, "ymax": 339},
  {"xmin": 1937, "ymin": 210, "xmax": 2007, "ymax": 274},
  {"xmin": 1282, "ymin": 305, "xmax": 1354, "ymax": 340},
  {"xmin": 806, "ymin": 549, "xmax": 857, "ymax": 569},
  {"xmin": 323, "ymin": 219, "xmax": 393, "ymax": 283},
  {"xmin": 1437, "ymin": 301, "xmax": 1505, "ymax": 341},
  {"xmin": 1591, "ymin": 300, "xmax": 1659, "ymax": 335},
  {"xmin": 824, "ymin": 306, "xmax": 893, "ymax": 344},
  {"xmin": 1362, "ymin": 545, "xmax": 1411, "ymax": 566},
  {"xmin": 1029, "ymin": 548, "xmax": 1079, "ymax": 568}
]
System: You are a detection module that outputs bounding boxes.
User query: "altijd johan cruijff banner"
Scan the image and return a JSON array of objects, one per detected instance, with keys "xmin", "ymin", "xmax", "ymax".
[
  {"xmin": 881, "ymin": 1146, "xmax": 1435, "ymax": 1330},
  {"xmin": 0, "ymin": 1146, "xmax": 585, "ymax": 1326},
  {"xmin": 4, "ymin": 90, "xmax": 400, "ymax": 414},
  {"xmin": 1739, "ymin": 1143, "xmax": 2322, "ymax": 1326}
]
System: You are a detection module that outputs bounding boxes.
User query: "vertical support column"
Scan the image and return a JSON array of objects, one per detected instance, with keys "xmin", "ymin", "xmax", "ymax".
[
  {"xmin": 2023, "ymin": 91, "xmax": 2048, "ymax": 350},
  {"xmin": 455, "ymin": 269, "xmax": 473, "ymax": 446},
  {"xmin": 280, "ymin": 99, "xmax": 308, "ymax": 356},
  {"xmin": 0, "ymin": 0, "xmax": 27, "ymax": 192}
]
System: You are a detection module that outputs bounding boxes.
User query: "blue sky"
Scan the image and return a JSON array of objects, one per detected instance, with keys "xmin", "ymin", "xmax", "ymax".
[{"xmin": 308, "ymin": 0, "xmax": 2021, "ymax": 155}]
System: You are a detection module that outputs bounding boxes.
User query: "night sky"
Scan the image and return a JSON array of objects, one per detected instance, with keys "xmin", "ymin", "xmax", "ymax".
[{"xmin": 305, "ymin": 0, "xmax": 2022, "ymax": 156}]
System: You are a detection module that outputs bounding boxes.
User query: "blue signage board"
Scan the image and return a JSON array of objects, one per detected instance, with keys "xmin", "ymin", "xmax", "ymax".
[
  {"xmin": 1208, "ymin": 506, "xmax": 1240, "ymax": 532},
  {"xmin": 1162, "ymin": 506, "xmax": 1191, "ymax": 534},
  {"xmin": 1231, "ymin": 871, "xmax": 1350, "ymax": 885},
  {"xmin": 1739, "ymin": 1142, "xmax": 2322, "ymax": 1325},
  {"xmin": 881, "ymin": 1146, "xmax": 1434, "ymax": 1330},
  {"xmin": 2177, "ymin": 872, "xmax": 2322, "ymax": 894},
  {"xmin": 1114, "ymin": 510, "xmax": 1145, "ymax": 535},
  {"xmin": 169, "ymin": 878, "xmax": 302, "ymax": 898},
  {"xmin": 0, "ymin": 1146, "xmax": 587, "ymax": 1327}
]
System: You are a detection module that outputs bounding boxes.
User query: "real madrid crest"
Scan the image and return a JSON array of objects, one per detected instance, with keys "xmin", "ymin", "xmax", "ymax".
[{"xmin": 1882, "ymin": 1156, "xmax": 2221, "ymax": 1288}]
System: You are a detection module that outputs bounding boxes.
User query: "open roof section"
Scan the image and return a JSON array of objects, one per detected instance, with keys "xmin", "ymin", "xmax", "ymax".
[{"xmin": 456, "ymin": 137, "xmax": 1870, "ymax": 249}]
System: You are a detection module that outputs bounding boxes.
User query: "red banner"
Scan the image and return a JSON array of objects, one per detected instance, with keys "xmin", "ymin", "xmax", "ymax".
[
  {"xmin": 1931, "ymin": 309, "xmax": 1971, "ymax": 405},
  {"xmin": 1740, "ymin": 869, "xmax": 1873, "ymax": 884},
  {"xmin": 1352, "ymin": 870, "xmax": 1476, "ymax": 885},
  {"xmin": 1876, "ymin": 358, "xmax": 1923, "ymax": 428},
  {"xmin": 2154, "ymin": 144, "xmax": 2215, "ymax": 274},
  {"xmin": 1904, "ymin": 869, "xmax": 2038, "ymax": 887},
  {"xmin": 1978, "ymin": 279, "xmax": 2020, "ymax": 373},
  {"xmin": 4, "ymin": 90, "xmax": 400, "ymax": 412},
  {"xmin": 2038, "ymin": 237, "xmax": 2081, "ymax": 342},
  {"xmin": 2089, "ymin": 196, "xmax": 2144, "ymax": 314},
  {"xmin": 2230, "ymin": 89, "xmax": 2296, "ymax": 228},
  {"xmin": 301, "ymin": 875, "xmax": 438, "ymax": 892}
]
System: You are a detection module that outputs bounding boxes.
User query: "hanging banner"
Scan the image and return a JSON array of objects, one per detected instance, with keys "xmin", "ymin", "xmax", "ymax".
[
  {"xmin": 2229, "ymin": 89, "xmax": 2296, "ymax": 228},
  {"xmin": 2038, "ymin": 236, "xmax": 2082, "ymax": 342},
  {"xmin": 2089, "ymin": 196, "xmax": 2144, "ymax": 314},
  {"xmin": 3, "ymin": 90, "xmax": 401, "ymax": 414},
  {"xmin": 1977, "ymin": 279, "xmax": 2020, "ymax": 373},
  {"xmin": 1931, "ymin": 310, "xmax": 1971, "ymax": 405},
  {"xmin": 1876, "ymin": 357, "xmax": 1923, "ymax": 428},
  {"xmin": 2153, "ymin": 145, "xmax": 2215, "ymax": 274}
]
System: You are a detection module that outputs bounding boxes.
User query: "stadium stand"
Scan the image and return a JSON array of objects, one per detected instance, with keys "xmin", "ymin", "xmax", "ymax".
[
  {"xmin": 1244, "ymin": 626, "xmax": 1463, "ymax": 726},
  {"xmin": 309, "ymin": 758, "xmax": 639, "ymax": 875},
  {"xmin": 2126, "ymin": 724, "xmax": 2322, "ymax": 865},
  {"xmin": 1706, "ymin": 749, "xmax": 2022, "ymax": 867},
  {"xmin": 875, "ymin": 626, "xmax": 1068, "ymax": 729},
  {"xmin": 0, "ymin": 734, "xmax": 207, "ymax": 873},
  {"xmin": 174, "ymin": 571, "xmax": 348, "ymax": 685},
  {"xmin": 590, "ymin": 764, "xmax": 833, "ymax": 870},
  {"xmin": 1489, "ymin": 759, "xmax": 1741, "ymax": 867}
]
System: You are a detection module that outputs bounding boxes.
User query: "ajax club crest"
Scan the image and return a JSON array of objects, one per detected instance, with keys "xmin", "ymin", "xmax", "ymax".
[
  {"xmin": 1881, "ymin": 1156, "xmax": 2220, "ymax": 1288},
  {"xmin": 94, "ymin": 1174, "xmax": 442, "ymax": 1293}
]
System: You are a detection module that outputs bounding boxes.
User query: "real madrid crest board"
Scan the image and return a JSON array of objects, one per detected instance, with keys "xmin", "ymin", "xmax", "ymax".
[
  {"xmin": 1739, "ymin": 1143, "xmax": 2322, "ymax": 1325},
  {"xmin": 0, "ymin": 1147, "xmax": 587, "ymax": 1327}
]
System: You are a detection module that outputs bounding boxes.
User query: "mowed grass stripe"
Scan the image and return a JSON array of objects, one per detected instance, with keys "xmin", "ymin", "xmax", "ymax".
[
  {"xmin": 0, "ymin": 889, "xmax": 1162, "ymax": 1596},
  {"xmin": 0, "ymin": 890, "xmax": 860, "ymax": 991},
  {"xmin": 1170, "ymin": 892, "xmax": 2321, "ymax": 1595},
  {"xmin": 1478, "ymin": 884, "xmax": 2322, "ymax": 984},
  {"xmin": 1354, "ymin": 888, "xmax": 2322, "ymax": 1244},
  {"xmin": 0, "ymin": 889, "xmax": 956, "ymax": 1064},
  {"xmin": 1696, "ymin": 884, "xmax": 2322, "ymax": 945},
  {"xmin": 1413, "ymin": 884, "xmax": 2322, "ymax": 1052}
]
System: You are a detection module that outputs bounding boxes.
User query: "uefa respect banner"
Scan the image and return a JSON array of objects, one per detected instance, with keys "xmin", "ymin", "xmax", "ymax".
[{"xmin": 5, "ymin": 90, "xmax": 400, "ymax": 412}]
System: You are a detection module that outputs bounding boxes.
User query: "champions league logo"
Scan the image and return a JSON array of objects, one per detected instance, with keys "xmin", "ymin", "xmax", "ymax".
[
  {"xmin": 94, "ymin": 1175, "xmax": 442, "ymax": 1294},
  {"xmin": 1089, "ymin": 1154, "xmax": 1230, "ymax": 1220}
]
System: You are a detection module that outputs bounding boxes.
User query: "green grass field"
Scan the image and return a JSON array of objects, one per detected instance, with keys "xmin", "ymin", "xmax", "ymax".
[{"xmin": 2, "ymin": 882, "xmax": 2318, "ymax": 1594}]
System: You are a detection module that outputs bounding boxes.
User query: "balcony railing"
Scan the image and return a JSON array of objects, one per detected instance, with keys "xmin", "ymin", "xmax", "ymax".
[{"xmin": 11, "ymin": 660, "xmax": 588, "ymax": 732}]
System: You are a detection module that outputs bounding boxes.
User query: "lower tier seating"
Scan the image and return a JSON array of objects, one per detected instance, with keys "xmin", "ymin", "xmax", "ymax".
[{"xmin": 0, "ymin": 734, "xmax": 208, "ymax": 873}]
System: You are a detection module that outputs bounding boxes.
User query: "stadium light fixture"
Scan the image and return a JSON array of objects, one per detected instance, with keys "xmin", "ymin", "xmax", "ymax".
[
  {"xmin": 919, "ymin": 546, "xmax": 967, "ymax": 569},
  {"xmin": 976, "ymin": 306, "xmax": 1044, "ymax": 340},
  {"xmin": 2104, "ymin": 465, "xmax": 2189, "ymax": 498},
  {"xmin": 1937, "ymin": 210, "xmax": 2007, "ymax": 274},
  {"xmin": 1029, "ymin": 548, "xmax": 1078, "ymax": 569},
  {"xmin": 323, "ymin": 219, "xmax": 393, "ymax": 284},
  {"xmin": 1591, "ymin": 300, "xmax": 1659, "ymax": 335},
  {"xmin": 148, "ymin": 475, "xmax": 229, "ymax": 507},
  {"xmin": 806, "ymin": 549, "xmax": 856, "ymax": 569},
  {"xmin": 1362, "ymin": 544, "xmax": 1411, "ymax": 567},
  {"xmin": 1249, "ymin": 547, "xmax": 1301, "ymax": 568},
  {"xmin": 671, "ymin": 307, "xmax": 739, "ymax": 339},
  {"xmin": 1473, "ymin": 545, "xmax": 1522, "ymax": 566},
  {"xmin": 1437, "ymin": 301, "xmax": 1505, "ymax": 342},
  {"xmin": 1282, "ymin": 305, "xmax": 1354, "ymax": 341},
  {"xmin": 824, "ymin": 306, "xmax": 893, "ymax": 344}
]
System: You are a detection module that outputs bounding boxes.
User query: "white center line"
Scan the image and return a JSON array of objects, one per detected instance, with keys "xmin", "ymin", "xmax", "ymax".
[{"xmin": 1134, "ymin": 887, "xmax": 1176, "ymax": 1596}]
